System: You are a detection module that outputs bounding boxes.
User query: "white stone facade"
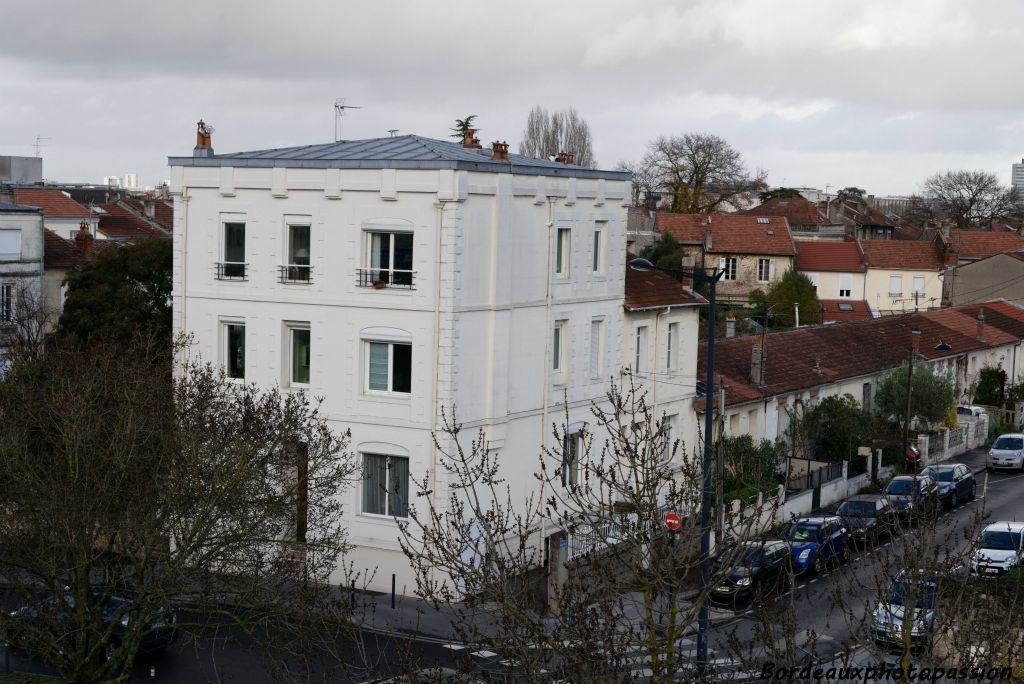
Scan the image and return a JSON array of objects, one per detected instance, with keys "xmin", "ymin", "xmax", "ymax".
[{"xmin": 0, "ymin": 205, "xmax": 44, "ymax": 368}]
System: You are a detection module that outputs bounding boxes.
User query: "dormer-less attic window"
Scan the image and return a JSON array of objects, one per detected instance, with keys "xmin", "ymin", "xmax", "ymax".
[
  {"xmin": 757, "ymin": 218, "xmax": 770, "ymax": 224},
  {"xmin": 838, "ymin": 303, "xmax": 854, "ymax": 312}
]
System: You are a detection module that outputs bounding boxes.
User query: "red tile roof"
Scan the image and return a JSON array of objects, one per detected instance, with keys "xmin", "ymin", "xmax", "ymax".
[
  {"xmin": 820, "ymin": 299, "xmax": 872, "ymax": 323},
  {"xmin": 795, "ymin": 240, "xmax": 865, "ymax": 272},
  {"xmin": 657, "ymin": 213, "xmax": 796, "ymax": 256},
  {"xmin": 43, "ymin": 229, "xmax": 85, "ymax": 268},
  {"xmin": 860, "ymin": 240, "xmax": 943, "ymax": 270},
  {"xmin": 12, "ymin": 188, "xmax": 93, "ymax": 219},
  {"xmin": 699, "ymin": 300, "xmax": 1024, "ymax": 410},
  {"xmin": 742, "ymin": 196, "xmax": 826, "ymax": 226},
  {"xmin": 624, "ymin": 267, "xmax": 707, "ymax": 311},
  {"xmin": 122, "ymin": 199, "xmax": 173, "ymax": 231},
  {"xmin": 95, "ymin": 203, "xmax": 165, "ymax": 240},
  {"xmin": 948, "ymin": 229, "xmax": 1024, "ymax": 261}
]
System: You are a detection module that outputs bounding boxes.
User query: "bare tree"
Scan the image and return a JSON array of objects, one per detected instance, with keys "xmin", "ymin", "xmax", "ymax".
[
  {"xmin": 923, "ymin": 170, "xmax": 1022, "ymax": 227},
  {"xmin": 518, "ymin": 105, "xmax": 596, "ymax": 168},
  {"xmin": 640, "ymin": 133, "xmax": 767, "ymax": 214},
  {"xmin": 617, "ymin": 159, "xmax": 660, "ymax": 208},
  {"xmin": 0, "ymin": 337, "xmax": 359, "ymax": 683},
  {"xmin": 0, "ymin": 280, "xmax": 59, "ymax": 364}
]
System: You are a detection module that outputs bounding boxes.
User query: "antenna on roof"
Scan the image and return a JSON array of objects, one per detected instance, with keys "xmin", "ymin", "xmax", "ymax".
[
  {"xmin": 387, "ymin": 129, "xmax": 399, "ymax": 137},
  {"xmin": 334, "ymin": 98, "xmax": 362, "ymax": 142},
  {"xmin": 33, "ymin": 135, "xmax": 50, "ymax": 157}
]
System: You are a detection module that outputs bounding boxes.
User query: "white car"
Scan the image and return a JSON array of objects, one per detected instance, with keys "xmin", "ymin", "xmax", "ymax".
[
  {"xmin": 987, "ymin": 433, "xmax": 1024, "ymax": 471},
  {"xmin": 971, "ymin": 521, "xmax": 1024, "ymax": 576},
  {"xmin": 957, "ymin": 405, "xmax": 986, "ymax": 418}
]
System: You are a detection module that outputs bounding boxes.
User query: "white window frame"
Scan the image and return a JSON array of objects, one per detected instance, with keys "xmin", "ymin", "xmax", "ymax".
[
  {"xmin": 0, "ymin": 283, "xmax": 12, "ymax": 324},
  {"xmin": 635, "ymin": 325, "xmax": 649, "ymax": 374},
  {"xmin": 912, "ymin": 275, "xmax": 925, "ymax": 295},
  {"xmin": 720, "ymin": 257, "xmax": 738, "ymax": 281},
  {"xmin": 286, "ymin": 323, "xmax": 311, "ymax": 388},
  {"xmin": 221, "ymin": 319, "xmax": 246, "ymax": 380},
  {"xmin": 592, "ymin": 222, "xmax": 606, "ymax": 275},
  {"xmin": 889, "ymin": 274, "xmax": 903, "ymax": 297},
  {"xmin": 552, "ymin": 320, "xmax": 568, "ymax": 382},
  {"xmin": 660, "ymin": 414, "xmax": 678, "ymax": 463},
  {"xmin": 283, "ymin": 216, "xmax": 312, "ymax": 282},
  {"xmin": 757, "ymin": 258, "xmax": 773, "ymax": 282},
  {"xmin": 555, "ymin": 227, "xmax": 571, "ymax": 277},
  {"xmin": 666, "ymin": 321, "xmax": 678, "ymax": 370},
  {"xmin": 561, "ymin": 425, "xmax": 585, "ymax": 487},
  {"xmin": 361, "ymin": 452, "xmax": 410, "ymax": 519},
  {"xmin": 219, "ymin": 213, "xmax": 247, "ymax": 280},
  {"xmin": 365, "ymin": 341, "xmax": 413, "ymax": 394},
  {"xmin": 0, "ymin": 229, "xmax": 21, "ymax": 261},
  {"xmin": 590, "ymin": 317, "xmax": 605, "ymax": 379},
  {"xmin": 838, "ymin": 273, "xmax": 852, "ymax": 299}
]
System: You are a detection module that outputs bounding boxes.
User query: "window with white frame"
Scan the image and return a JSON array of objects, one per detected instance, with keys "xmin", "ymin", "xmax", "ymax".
[
  {"xmin": 634, "ymin": 325, "xmax": 649, "ymax": 374},
  {"xmin": 838, "ymin": 273, "xmax": 852, "ymax": 299},
  {"xmin": 556, "ymin": 227, "xmax": 571, "ymax": 277},
  {"xmin": 362, "ymin": 226, "xmax": 414, "ymax": 288},
  {"xmin": 0, "ymin": 284, "xmax": 12, "ymax": 324},
  {"xmin": 288, "ymin": 325, "xmax": 311, "ymax": 386},
  {"xmin": 720, "ymin": 257, "xmax": 738, "ymax": 281},
  {"xmin": 562, "ymin": 428, "xmax": 582, "ymax": 487},
  {"xmin": 219, "ymin": 218, "xmax": 246, "ymax": 280},
  {"xmin": 666, "ymin": 322, "xmax": 678, "ymax": 370},
  {"xmin": 552, "ymin": 320, "xmax": 567, "ymax": 379},
  {"xmin": 0, "ymin": 229, "xmax": 21, "ymax": 261},
  {"xmin": 912, "ymin": 276, "xmax": 925, "ymax": 294},
  {"xmin": 367, "ymin": 341, "xmax": 412, "ymax": 393},
  {"xmin": 757, "ymin": 258, "xmax": 772, "ymax": 282},
  {"xmin": 889, "ymin": 274, "xmax": 903, "ymax": 297},
  {"xmin": 362, "ymin": 453, "xmax": 409, "ymax": 517},
  {"xmin": 222, "ymin": 321, "xmax": 245, "ymax": 379},
  {"xmin": 282, "ymin": 221, "xmax": 312, "ymax": 282},
  {"xmin": 660, "ymin": 414, "xmax": 678, "ymax": 463},
  {"xmin": 592, "ymin": 222, "xmax": 606, "ymax": 274},
  {"xmin": 589, "ymin": 318, "xmax": 604, "ymax": 379}
]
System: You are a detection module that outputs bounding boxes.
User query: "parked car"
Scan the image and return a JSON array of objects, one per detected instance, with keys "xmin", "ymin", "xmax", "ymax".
[
  {"xmin": 8, "ymin": 591, "xmax": 177, "ymax": 660},
  {"xmin": 872, "ymin": 570, "xmax": 937, "ymax": 649},
  {"xmin": 836, "ymin": 494, "xmax": 897, "ymax": 545},
  {"xmin": 970, "ymin": 521, "xmax": 1024, "ymax": 577},
  {"xmin": 711, "ymin": 540, "xmax": 791, "ymax": 605},
  {"xmin": 920, "ymin": 463, "xmax": 976, "ymax": 508},
  {"xmin": 987, "ymin": 433, "xmax": 1024, "ymax": 472},
  {"xmin": 957, "ymin": 405, "xmax": 986, "ymax": 417},
  {"xmin": 884, "ymin": 475, "xmax": 939, "ymax": 520},
  {"xmin": 786, "ymin": 516, "xmax": 849, "ymax": 575}
]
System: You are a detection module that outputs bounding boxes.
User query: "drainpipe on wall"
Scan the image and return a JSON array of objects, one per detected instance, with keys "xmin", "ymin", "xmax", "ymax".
[{"xmin": 539, "ymin": 196, "xmax": 557, "ymax": 573}]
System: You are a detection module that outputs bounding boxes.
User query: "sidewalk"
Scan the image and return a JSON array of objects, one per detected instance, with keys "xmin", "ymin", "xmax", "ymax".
[{"xmin": 950, "ymin": 446, "xmax": 989, "ymax": 475}]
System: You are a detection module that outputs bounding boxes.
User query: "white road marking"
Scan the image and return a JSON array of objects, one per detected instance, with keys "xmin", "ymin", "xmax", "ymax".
[
  {"xmin": 472, "ymin": 650, "xmax": 498, "ymax": 658},
  {"xmin": 443, "ymin": 643, "xmax": 467, "ymax": 650}
]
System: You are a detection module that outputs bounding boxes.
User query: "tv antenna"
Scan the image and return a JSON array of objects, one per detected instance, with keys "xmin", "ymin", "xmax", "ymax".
[
  {"xmin": 334, "ymin": 98, "xmax": 362, "ymax": 142},
  {"xmin": 33, "ymin": 135, "xmax": 50, "ymax": 157},
  {"xmin": 387, "ymin": 129, "xmax": 399, "ymax": 137}
]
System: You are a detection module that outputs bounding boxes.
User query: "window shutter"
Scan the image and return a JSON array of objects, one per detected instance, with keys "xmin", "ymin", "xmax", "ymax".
[
  {"xmin": 719, "ymin": 257, "xmax": 726, "ymax": 272},
  {"xmin": 768, "ymin": 259, "xmax": 776, "ymax": 280}
]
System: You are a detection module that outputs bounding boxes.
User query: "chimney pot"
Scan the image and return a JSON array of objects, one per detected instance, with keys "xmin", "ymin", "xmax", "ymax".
[
  {"xmin": 74, "ymin": 222, "xmax": 94, "ymax": 257},
  {"xmin": 566, "ymin": 151, "xmax": 575, "ymax": 165},
  {"xmin": 726, "ymin": 310, "xmax": 736, "ymax": 338},
  {"xmin": 751, "ymin": 345, "xmax": 763, "ymax": 386},
  {"xmin": 194, "ymin": 119, "xmax": 214, "ymax": 158},
  {"xmin": 977, "ymin": 310, "xmax": 986, "ymax": 342}
]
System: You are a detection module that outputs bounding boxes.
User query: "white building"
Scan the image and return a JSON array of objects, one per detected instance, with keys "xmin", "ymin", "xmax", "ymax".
[
  {"xmin": 0, "ymin": 201, "xmax": 45, "ymax": 369},
  {"xmin": 1012, "ymin": 158, "xmax": 1024, "ymax": 197},
  {"xmin": 169, "ymin": 130, "xmax": 644, "ymax": 592}
]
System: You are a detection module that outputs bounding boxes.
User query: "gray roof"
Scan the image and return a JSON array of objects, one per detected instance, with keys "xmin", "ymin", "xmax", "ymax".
[
  {"xmin": 168, "ymin": 134, "xmax": 630, "ymax": 181},
  {"xmin": 0, "ymin": 201, "xmax": 42, "ymax": 213}
]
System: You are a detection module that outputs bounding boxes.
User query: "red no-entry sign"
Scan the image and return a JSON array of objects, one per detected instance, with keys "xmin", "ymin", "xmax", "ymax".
[{"xmin": 665, "ymin": 513, "xmax": 681, "ymax": 530}]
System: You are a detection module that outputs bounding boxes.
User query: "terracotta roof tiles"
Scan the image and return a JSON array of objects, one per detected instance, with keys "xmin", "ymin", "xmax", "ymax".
[
  {"xmin": 795, "ymin": 240, "xmax": 865, "ymax": 272},
  {"xmin": 12, "ymin": 188, "xmax": 92, "ymax": 219},
  {"xmin": 948, "ymin": 229, "xmax": 1024, "ymax": 260},
  {"xmin": 624, "ymin": 266, "xmax": 707, "ymax": 311},
  {"xmin": 860, "ymin": 240, "xmax": 943, "ymax": 270},
  {"xmin": 657, "ymin": 213, "xmax": 796, "ymax": 256}
]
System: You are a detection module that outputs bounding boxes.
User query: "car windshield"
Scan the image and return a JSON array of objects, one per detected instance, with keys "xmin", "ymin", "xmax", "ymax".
[
  {"xmin": 993, "ymin": 437, "xmax": 1024, "ymax": 451},
  {"xmin": 838, "ymin": 501, "xmax": 875, "ymax": 517},
  {"xmin": 714, "ymin": 546, "xmax": 761, "ymax": 568},
  {"xmin": 980, "ymin": 530, "xmax": 1023, "ymax": 551},
  {"xmin": 885, "ymin": 480, "xmax": 912, "ymax": 495},
  {"xmin": 922, "ymin": 468, "xmax": 954, "ymax": 482},
  {"xmin": 788, "ymin": 524, "xmax": 821, "ymax": 543},
  {"xmin": 886, "ymin": 580, "xmax": 935, "ymax": 610}
]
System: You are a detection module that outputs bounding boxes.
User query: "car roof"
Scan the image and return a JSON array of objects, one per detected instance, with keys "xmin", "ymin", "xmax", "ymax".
[
  {"xmin": 793, "ymin": 515, "xmax": 839, "ymax": 524},
  {"xmin": 995, "ymin": 433, "xmax": 1024, "ymax": 439},
  {"xmin": 844, "ymin": 494, "xmax": 885, "ymax": 502},
  {"xmin": 983, "ymin": 521, "xmax": 1024, "ymax": 532}
]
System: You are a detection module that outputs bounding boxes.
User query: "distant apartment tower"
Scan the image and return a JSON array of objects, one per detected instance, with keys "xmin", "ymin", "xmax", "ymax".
[
  {"xmin": 102, "ymin": 175, "xmax": 123, "ymax": 188},
  {"xmin": 102, "ymin": 173, "xmax": 140, "ymax": 189},
  {"xmin": 1013, "ymin": 159, "xmax": 1024, "ymax": 197}
]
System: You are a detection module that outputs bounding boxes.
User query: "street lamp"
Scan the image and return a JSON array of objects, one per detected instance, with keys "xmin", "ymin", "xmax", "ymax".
[{"xmin": 627, "ymin": 257, "xmax": 723, "ymax": 676}]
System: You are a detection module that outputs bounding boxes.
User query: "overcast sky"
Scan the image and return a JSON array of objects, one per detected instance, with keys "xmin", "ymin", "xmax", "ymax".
[{"xmin": 2, "ymin": 0, "xmax": 1022, "ymax": 195}]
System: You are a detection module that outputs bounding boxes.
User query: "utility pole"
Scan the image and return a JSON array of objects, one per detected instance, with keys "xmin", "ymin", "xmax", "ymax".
[
  {"xmin": 903, "ymin": 328, "xmax": 921, "ymax": 472},
  {"xmin": 716, "ymin": 376, "xmax": 726, "ymax": 540}
]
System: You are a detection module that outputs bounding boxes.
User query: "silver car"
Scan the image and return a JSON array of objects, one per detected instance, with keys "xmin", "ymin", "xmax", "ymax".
[{"xmin": 988, "ymin": 433, "xmax": 1024, "ymax": 471}]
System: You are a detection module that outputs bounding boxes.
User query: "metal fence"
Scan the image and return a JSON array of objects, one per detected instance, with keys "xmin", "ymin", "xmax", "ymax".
[
  {"xmin": 786, "ymin": 461, "xmax": 843, "ymax": 493},
  {"xmin": 927, "ymin": 431, "xmax": 944, "ymax": 455},
  {"xmin": 948, "ymin": 427, "xmax": 964, "ymax": 448},
  {"xmin": 566, "ymin": 504, "xmax": 684, "ymax": 561}
]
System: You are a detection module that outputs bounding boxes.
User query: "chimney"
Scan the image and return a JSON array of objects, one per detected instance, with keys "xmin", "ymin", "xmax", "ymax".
[
  {"xmin": 143, "ymin": 198, "xmax": 156, "ymax": 219},
  {"xmin": 74, "ymin": 222, "xmax": 94, "ymax": 257},
  {"xmin": 704, "ymin": 227, "xmax": 712, "ymax": 251},
  {"xmin": 463, "ymin": 128, "xmax": 482, "ymax": 149},
  {"xmin": 680, "ymin": 254, "xmax": 695, "ymax": 288},
  {"xmin": 194, "ymin": 119, "xmax": 214, "ymax": 158},
  {"xmin": 977, "ymin": 310, "xmax": 986, "ymax": 343},
  {"xmin": 490, "ymin": 140, "xmax": 509, "ymax": 161},
  {"xmin": 566, "ymin": 151, "xmax": 575, "ymax": 165},
  {"xmin": 555, "ymin": 151, "xmax": 567, "ymax": 164},
  {"xmin": 725, "ymin": 310, "xmax": 736, "ymax": 338},
  {"xmin": 751, "ymin": 345, "xmax": 763, "ymax": 386}
]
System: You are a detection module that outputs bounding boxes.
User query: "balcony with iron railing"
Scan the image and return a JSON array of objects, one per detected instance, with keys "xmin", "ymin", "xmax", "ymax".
[
  {"xmin": 214, "ymin": 262, "xmax": 248, "ymax": 281},
  {"xmin": 279, "ymin": 264, "xmax": 313, "ymax": 284},
  {"xmin": 356, "ymin": 268, "xmax": 415, "ymax": 290}
]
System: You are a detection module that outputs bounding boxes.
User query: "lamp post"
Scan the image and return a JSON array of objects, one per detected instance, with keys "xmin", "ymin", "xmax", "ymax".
[{"xmin": 628, "ymin": 257, "xmax": 722, "ymax": 676}]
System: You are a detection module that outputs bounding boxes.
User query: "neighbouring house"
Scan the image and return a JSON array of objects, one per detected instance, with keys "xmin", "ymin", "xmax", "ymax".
[
  {"xmin": 121, "ymin": 197, "xmax": 174, "ymax": 233},
  {"xmin": 939, "ymin": 228, "xmax": 1024, "ymax": 265},
  {"xmin": 859, "ymin": 239, "xmax": 944, "ymax": 315},
  {"xmin": 950, "ymin": 251, "xmax": 1024, "ymax": 307},
  {"xmin": 656, "ymin": 213, "xmax": 797, "ymax": 305},
  {"xmin": 168, "ymin": 124, "xmax": 647, "ymax": 594},
  {"xmin": 794, "ymin": 240, "xmax": 866, "ymax": 302},
  {"xmin": 92, "ymin": 202, "xmax": 168, "ymax": 241},
  {"xmin": 819, "ymin": 299, "xmax": 873, "ymax": 323},
  {"xmin": 0, "ymin": 201, "xmax": 44, "ymax": 367},
  {"xmin": 697, "ymin": 300, "xmax": 1024, "ymax": 446},
  {"xmin": 741, "ymin": 195, "xmax": 845, "ymax": 240},
  {"xmin": 829, "ymin": 196, "xmax": 922, "ymax": 241},
  {"xmin": 624, "ymin": 266, "xmax": 706, "ymax": 466},
  {"xmin": 11, "ymin": 188, "xmax": 98, "ymax": 240}
]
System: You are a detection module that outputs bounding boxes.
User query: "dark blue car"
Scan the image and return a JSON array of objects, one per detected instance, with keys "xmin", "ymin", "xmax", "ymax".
[{"xmin": 787, "ymin": 516, "xmax": 849, "ymax": 574}]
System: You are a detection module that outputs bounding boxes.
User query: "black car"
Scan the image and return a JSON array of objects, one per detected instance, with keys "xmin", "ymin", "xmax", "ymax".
[
  {"xmin": 836, "ymin": 494, "xmax": 897, "ymax": 545},
  {"xmin": 884, "ymin": 475, "xmax": 940, "ymax": 521},
  {"xmin": 920, "ymin": 463, "xmax": 976, "ymax": 508},
  {"xmin": 711, "ymin": 540, "xmax": 791, "ymax": 605},
  {"xmin": 8, "ymin": 592, "xmax": 177, "ymax": 660}
]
